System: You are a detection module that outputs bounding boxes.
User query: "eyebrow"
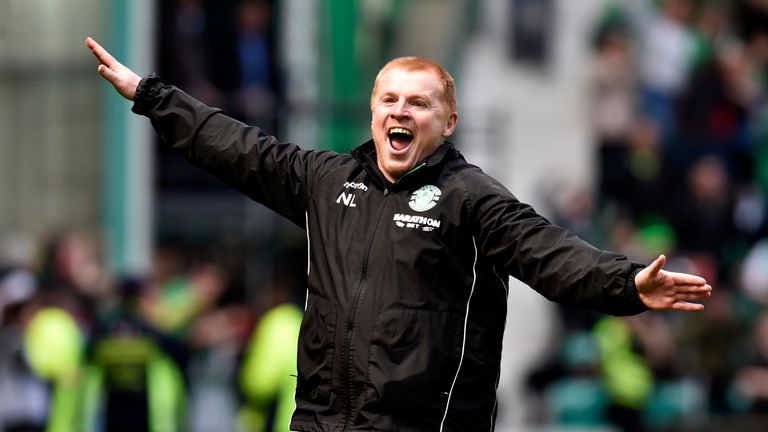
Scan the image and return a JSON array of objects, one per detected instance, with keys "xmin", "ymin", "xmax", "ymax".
[{"xmin": 378, "ymin": 91, "xmax": 434, "ymax": 101}]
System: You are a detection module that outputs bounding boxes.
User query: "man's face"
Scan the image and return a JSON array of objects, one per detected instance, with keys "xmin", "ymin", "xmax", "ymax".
[{"xmin": 371, "ymin": 68, "xmax": 458, "ymax": 183}]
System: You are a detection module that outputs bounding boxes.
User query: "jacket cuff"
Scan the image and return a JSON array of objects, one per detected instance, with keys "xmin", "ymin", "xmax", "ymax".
[
  {"xmin": 624, "ymin": 266, "xmax": 649, "ymax": 314},
  {"xmin": 131, "ymin": 73, "xmax": 165, "ymax": 115}
]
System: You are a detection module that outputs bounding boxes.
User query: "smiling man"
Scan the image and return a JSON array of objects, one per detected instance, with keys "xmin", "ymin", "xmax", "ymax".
[
  {"xmin": 370, "ymin": 58, "xmax": 458, "ymax": 183},
  {"xmin": 86, "ymin": 37, "xmax": 712, "ymax": 431}
]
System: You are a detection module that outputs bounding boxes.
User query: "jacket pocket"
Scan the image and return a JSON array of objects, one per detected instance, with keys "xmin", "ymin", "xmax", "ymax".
[
  {"xmin": 364, "ymin": 309, "xmax": 461, "ymax": 422},
  {"xmin": 295, "ymin": 294, "xmax": 336, "ymax": 405}
]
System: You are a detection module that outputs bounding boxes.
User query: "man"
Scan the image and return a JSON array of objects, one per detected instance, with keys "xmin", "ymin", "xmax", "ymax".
[{"xmin": 85, "ymin": 37, "xmax": 711, "ymax": 431}]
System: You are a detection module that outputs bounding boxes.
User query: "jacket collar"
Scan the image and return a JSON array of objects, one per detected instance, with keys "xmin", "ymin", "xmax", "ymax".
[{"xmin": 350, "ymin": 139, "xmax": 457, "ymax": 189}]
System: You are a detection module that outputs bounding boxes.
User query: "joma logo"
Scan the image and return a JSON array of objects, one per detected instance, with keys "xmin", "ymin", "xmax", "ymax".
[{"xmin": 336, "ymin": 192, "xmax": 357, "ymax": 207}]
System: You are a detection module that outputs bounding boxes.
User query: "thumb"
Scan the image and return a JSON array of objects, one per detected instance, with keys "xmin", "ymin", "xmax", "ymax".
[{"xmin": 646, "ymin": 254, "xmax": 666, "ymax": 278}]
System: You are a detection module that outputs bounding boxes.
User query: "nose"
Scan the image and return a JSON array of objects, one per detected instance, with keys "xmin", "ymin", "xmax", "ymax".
[{"xmin": 390, "ymin": 98, "xmax": 409, "ymax": 118}]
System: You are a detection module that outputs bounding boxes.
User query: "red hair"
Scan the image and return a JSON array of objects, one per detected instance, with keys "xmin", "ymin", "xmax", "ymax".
[{"xmin": 371, "ymin": 56, "xmax": 457, "ymax": 114}]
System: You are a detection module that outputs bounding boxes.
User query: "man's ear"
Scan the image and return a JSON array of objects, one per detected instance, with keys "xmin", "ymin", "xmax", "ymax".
[{"xmin": 442, "ymin": 112, "xmax": 458, "ymax": 137}]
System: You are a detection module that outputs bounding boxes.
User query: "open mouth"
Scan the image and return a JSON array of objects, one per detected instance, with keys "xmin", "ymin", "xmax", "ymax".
[{"xmin": 388, "ymin": 127, "xmax": 414, "ymax": 151}]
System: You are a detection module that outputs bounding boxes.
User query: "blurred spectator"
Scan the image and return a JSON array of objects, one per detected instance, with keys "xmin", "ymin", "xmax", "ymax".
[
  {"xmin": 668, "ymin": 155, "xmax": 736, "ymax": 281},
  {"xmin": 37, "ymin": 231, "xmax": 110, "ymax": 328},
  {"xmin": 593, "ymin": 316, "xmax": 654, "ymax": 432},
  {"xmin": 185, "ymin": 278, "xmax": 253, "ymax": 432},
  {"xmin": 631, "ymin": 0, "xmax": 698, "ymax": 139},
  {"xmin": 139, "ymin": 242, "xmax": 226, "ymax": 340},
  {"xmin": 589, "ymin": 16, "xmax": 638, "ymax": 207},
  {"xmin": 238, "ymin": 282, "xmax": 302, "ymax": 431},
  {"xmin": 510, "ymin": 0, "xmax": 555, "ymax": 69},
  {"xmin": 159, "ymin": 0, "xmax": 278, "ymax": 127},
  {"xmin": 623, "ymin": 116, "xmax": 671, "ymax": 220},
  {"xmin": 23, "ymin": 306, "xmax": 84, "ymax": 432},
  {"xmin": 741, "ymin": 238, "xmax": 768, "ymax": 304},
  {"xmin": 236, "ymin": 0, "xmax": 277, "ymax": 126},
  {"xmin": 0, "ymin": 267, "xmax": 36, "ymax": 326},
  {"xmin": 526, "ymin": 327, "xmax": 607, "ymax": 427},
  {"xmin": 733, "ymin": 311, "xmax": 768, "ymax": 414},
  {"xmin": 527, "ymin": 313, "xmax": 670, "ymax": 432},
  {"xmin": 741, "ymin": 27, "xmax": 768, "ymax": 210},
  {"xmin": 39, "ymin": 232, "xmax": 109, "ymax": 297},
  {"xmin": 676, "ymin": 38, "xmax": 750, "ymax": 180},
  {"xmin": 164, "ymin": 0, "xmax": 225, "ymax": 106},
  {"xmin": 0, "ymin": 267, "xmax": 47, "ymax": 432},
  {"xmin": 186, "ymin": 303, "xmax": 252, "ymax": 432},
  {"xmin": 688, "ymin": 0, "xmax": 730, "ymax": 73},
  {"xmin": 239, "ymin": 248, "xmax": 305, "ymax": 432},
  {"xmin": 156, "ymin": 0, "xmax": 281, "ymax": 197},
  {"xmin": 678, "ymin": 290, "xmax": 747, "ymax": 415},
  {"xmin": 734, "ymin": 0, "xmax": 768, "ymax": 43},
  {"xmin": 82, "ymin": 277, "xmax": 187, "ymax": 432},
  {"xmin": 144, "ymin": 238, "xmax": 254, "ymax": 432}
]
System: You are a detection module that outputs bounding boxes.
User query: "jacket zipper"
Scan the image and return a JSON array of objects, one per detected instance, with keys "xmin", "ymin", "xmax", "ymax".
[
  {"xmin": 341, "ymin": 163, "xmax": 423, "ymax": 429},
  {"xmin": 342, "ymin": 186, "xmax": 389, "ymax": 430}
]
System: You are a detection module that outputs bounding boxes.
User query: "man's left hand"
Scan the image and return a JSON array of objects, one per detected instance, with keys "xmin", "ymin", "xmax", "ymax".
[{"xmin": 635, "ymin": 254, "xmax": 712, "ymax": 311}]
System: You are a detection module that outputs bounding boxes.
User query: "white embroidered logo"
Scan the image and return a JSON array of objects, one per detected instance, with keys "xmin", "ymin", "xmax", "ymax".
[
  {"xmin": 393, "ymin": 213, "xmax": 441, "ymax": 232},
  {"xmin": 409, "ymin": 185, "xmax": 441, "ymax": 212},
  {"xmin": 336, "ymin": 192, "xmax": 357, "ymax": 207},
  {"xmin": 343, "ymin": 181, "xmax": 368, "ymax": 192}
]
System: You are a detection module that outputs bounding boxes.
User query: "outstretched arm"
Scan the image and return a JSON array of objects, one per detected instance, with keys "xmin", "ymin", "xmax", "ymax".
[
  {"xmin": 85, "ymin": 37, "xmax": 141, "ymax": 100},
  {"xmin": 635, "ymin": 254, "xmax": 712, "ymax": 311}
]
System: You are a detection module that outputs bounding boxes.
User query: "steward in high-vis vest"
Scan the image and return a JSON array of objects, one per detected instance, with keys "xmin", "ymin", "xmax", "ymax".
[
  {"xmin": 24, "ymin": 280, "xmax": 187, "ymax": 432},
  {"xmin": 24, "ymin": 306, "xmax": 84, "ymax": 432},
  {"xmin": 81, "ymin": 277, "xmax": 187, "ymax": 432},
  {"xmin": 239, "ymin": 303, "xmax": 302, "ymax": 432}
]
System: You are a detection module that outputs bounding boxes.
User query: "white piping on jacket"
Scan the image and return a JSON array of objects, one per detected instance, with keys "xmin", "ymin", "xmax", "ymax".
[
  {"xmin": 439, "ymin": 236, "xmax": 478, "ymax": 431},
  {"xmin": 304, "ymin": 211, "xmax": 310, "ymax": 311}
]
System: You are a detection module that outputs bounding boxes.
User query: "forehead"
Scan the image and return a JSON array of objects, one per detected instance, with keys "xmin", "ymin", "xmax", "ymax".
[{"xmin": 375, "ymin": 68, "xmax": 443, "ymax": 97}]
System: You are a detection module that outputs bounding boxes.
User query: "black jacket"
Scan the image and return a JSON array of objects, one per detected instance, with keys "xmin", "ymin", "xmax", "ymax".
[{"xmin": 133, "ymin": 76, "xmax": 648, "ymax": 431}]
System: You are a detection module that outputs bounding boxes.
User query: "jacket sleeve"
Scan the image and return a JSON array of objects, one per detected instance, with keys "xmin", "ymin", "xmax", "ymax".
[
  {"xmin": 464, "ymin": 171, "xmax": 647, "ymax": 316},
  {"xmin": 132, "ymin": 74, "xmax": 329, "ymax": 226}
]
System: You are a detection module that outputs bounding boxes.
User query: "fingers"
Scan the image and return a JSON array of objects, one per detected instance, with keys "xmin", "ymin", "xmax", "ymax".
[
  {"xmin": 674, "ymin": 291, "xmax": 711, "ymax": 302},
  {"xmin": 97, "ymin": 64, "xmax": 119, "ymax": 83},
  {"xmin": 668, "ymin": 283, "xmax": 711, "ymax": 309},
  {"xmin": 670, "ymin": 301, "xmax": 705, "ymax": 312},
  {"xmin": 86, "ymin": 37, "xmax": 139, "ymax": 100},
  {"xmin": 668, "ymin": 272, "xmax": 707, "ymax": 286},
  {"xmin": 674, "ymin": 283, "xmax": 712, "ymax": 294},
  {"xmin": 85, "ymin": 37, "xmax": 119, "ymax": 69}
]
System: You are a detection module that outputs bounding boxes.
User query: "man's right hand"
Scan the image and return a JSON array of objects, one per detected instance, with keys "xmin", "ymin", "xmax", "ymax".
[{"xmin": 85, "ymin": 37, "xmax": 141, "ymax": 100}]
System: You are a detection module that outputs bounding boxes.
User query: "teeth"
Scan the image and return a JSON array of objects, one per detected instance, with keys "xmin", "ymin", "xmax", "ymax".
[{"xmin": 388, "ymin": 127, "xmax": 413, "ymax": 136}]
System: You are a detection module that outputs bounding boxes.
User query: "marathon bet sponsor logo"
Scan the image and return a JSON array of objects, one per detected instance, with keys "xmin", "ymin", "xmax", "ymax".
[
  {"xmin": 393, "ymin": 213, "xmax": 441, "ymax": 232},
  {"xmin": 409, "ymin": 185, "xmax": 441, "ymax": 212}
]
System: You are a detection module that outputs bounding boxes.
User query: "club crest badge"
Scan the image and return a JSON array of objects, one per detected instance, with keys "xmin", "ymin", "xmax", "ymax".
[{"xmin": 409, "ymin": 185, "xmax": 441, "ymax": 212}]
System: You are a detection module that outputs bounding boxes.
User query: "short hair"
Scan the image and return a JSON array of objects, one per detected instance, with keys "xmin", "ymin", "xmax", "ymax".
[{"xmin": 371, "ymin": 56, "xmax": 457, "ymax": 114}]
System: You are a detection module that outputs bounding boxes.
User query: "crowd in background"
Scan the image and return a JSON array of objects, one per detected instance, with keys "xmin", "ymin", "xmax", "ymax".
[
  {"xmin": 527, "ymin": 0, "xmax": 768, "ymax": 431},
  {"xmin": 0, "ymin": 228, "xmax": 306, "ymax": 432},
  {"xmin": 4, "ymin": 0, "xmax": 768, "ymax": 431},
  {"xmin": 0, "ymin": 1, "xmax": 305, "ymax": 431}
]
